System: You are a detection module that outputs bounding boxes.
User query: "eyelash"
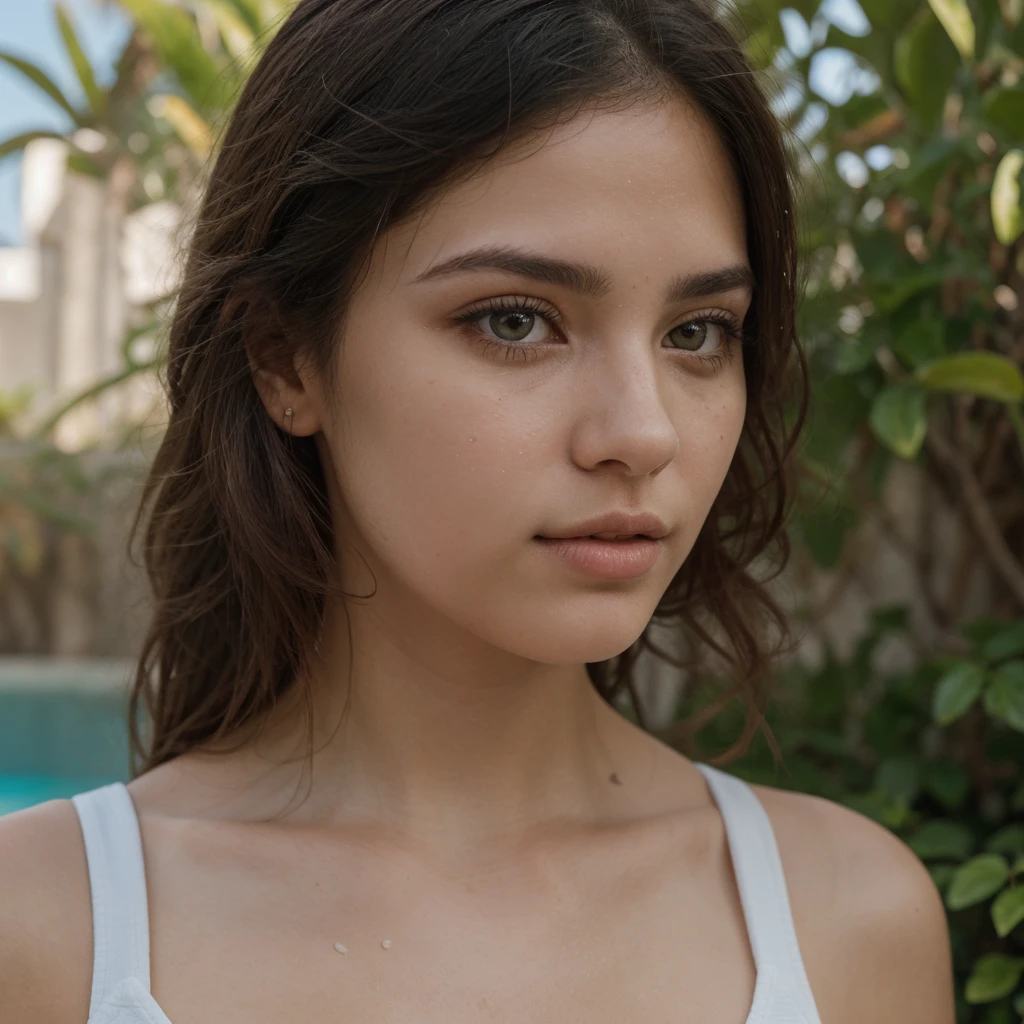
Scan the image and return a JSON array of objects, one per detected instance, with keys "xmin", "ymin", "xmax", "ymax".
[{"xmin": 452, "ymin": 294, "xmax": 744, "ymax": 370}]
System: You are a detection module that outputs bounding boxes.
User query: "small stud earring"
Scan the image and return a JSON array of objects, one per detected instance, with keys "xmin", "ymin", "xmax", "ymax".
[{"xmin": 284, "ymin": 407, "xmax": 294, "ymax": 435}]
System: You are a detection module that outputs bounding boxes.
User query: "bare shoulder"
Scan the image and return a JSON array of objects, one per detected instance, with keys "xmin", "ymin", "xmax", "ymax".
[
  {"xmin": 749, "ymin": 781, "xmax": 956, "ymax": 1024},
  {"xmin": 0, "ymin": 798, "xmax": 94, "ymax": 1023}
]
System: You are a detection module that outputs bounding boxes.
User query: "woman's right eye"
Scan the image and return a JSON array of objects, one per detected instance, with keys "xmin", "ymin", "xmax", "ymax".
[
  {"xmin": 475, "ymin": 309, "xmax": 554, "ymax": 345},
  {"xmin": 452, "ymin": 297, "xmax": 562, "ymax": 359}
]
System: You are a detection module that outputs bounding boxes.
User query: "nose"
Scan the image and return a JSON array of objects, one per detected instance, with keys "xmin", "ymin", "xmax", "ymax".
[{"xmin": 567, "ymin": 349, "xmax": 680, "ymax": 478}]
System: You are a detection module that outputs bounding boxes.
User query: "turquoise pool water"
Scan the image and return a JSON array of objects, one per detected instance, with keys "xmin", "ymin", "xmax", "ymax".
[
  {"xmin": 0, "ymin": 773, "xmax": 124, "ymax": 816},
  {"xmin": 0, "ymin": 660, "xmax": 134, "ymax": 817}
]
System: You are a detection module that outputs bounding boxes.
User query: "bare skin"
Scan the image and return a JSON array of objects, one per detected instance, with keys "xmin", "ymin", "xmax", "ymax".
[{"xmin": 0, "ymin": 94, "xmax": 954, "ymax": 1023}]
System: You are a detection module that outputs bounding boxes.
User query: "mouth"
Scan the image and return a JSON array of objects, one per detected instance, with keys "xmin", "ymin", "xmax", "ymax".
[
  {"xmin": 535, "ymin": 533, "xmax": 655, "ymax": 541},
  {"xmin": 532, "ymin": 534, "xmax": 662, "ymax": 579}
]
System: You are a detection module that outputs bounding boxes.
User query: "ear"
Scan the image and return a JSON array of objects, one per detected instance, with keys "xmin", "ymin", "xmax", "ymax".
[{"xmin": 235, "ymin": 289, "xmax": 323, "ymax": 437}]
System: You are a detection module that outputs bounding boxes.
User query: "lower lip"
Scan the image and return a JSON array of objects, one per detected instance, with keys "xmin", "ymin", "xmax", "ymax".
[{"xmin": 534, "ymin": 536, "xmax": 663, "ymax": 580}]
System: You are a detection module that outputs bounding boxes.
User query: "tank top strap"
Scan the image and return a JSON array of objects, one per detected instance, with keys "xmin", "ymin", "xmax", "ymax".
[
  {"xmin": 70, "ymin": 782, "xmax": 152, "ymax": 1018},
  {"xmin": 693, "ymin": 761, "xmax": 819, "ymax": 1014}
]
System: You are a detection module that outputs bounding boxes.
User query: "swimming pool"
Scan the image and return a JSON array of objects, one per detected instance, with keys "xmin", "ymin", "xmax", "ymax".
[
  {"xmin": 0, "ymin": 773, "xmax": 123, "ymax": 816},
  {"xmin": 0, "ymin": 657, "xmax": 134, "ymax": 816}
]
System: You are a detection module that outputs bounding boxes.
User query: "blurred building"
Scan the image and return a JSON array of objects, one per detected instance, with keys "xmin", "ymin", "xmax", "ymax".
[{"xmin": 0, "ymin": 135, "xmax": 177, "ymax": 448}]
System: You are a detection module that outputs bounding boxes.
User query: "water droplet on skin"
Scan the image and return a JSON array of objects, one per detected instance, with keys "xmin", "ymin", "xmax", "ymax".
[
  {"xmin": 334, "ymin": 943, "xmax": 347, "ymax": 954},
  {"xmin": 381, "ymin": 939, "xmax": 392, "ymax": 950}
]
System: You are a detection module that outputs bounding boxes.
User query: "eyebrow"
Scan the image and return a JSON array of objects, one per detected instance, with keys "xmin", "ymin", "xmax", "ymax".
[{"xmin": 411, "ymin": 244, "xmax": 755, "ymax": 303}]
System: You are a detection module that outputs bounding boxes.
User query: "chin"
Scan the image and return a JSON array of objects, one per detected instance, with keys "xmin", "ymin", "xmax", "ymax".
[{"xmin": 496, "ymin": 616, "xmax": 651, "ymax": 667}]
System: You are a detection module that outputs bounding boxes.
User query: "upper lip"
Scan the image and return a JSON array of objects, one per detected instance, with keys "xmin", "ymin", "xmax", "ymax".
[{"xmin": 537, "ymin": 511, "xmax": 670, "ymax": 540}]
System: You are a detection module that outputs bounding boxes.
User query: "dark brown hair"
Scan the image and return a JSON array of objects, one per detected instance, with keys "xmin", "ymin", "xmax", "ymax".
[{"xmin": 127, "ymin": 0, "xmax": 808, "ymax": 779}]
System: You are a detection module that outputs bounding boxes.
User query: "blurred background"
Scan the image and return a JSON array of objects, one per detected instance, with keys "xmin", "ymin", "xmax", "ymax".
[{"xmin": 0, "ymin": 0, "xmax": 1021, "ymax": 1018}]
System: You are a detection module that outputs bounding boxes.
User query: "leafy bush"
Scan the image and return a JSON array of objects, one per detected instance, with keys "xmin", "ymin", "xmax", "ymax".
[{"xmin": 674, "ymin": 609, "xmax": 1024, "ymax": 1021}]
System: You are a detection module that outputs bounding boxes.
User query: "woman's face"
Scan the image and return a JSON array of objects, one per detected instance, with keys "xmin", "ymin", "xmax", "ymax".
[{"xmin": 305, "ymin": 94, "xmax": 750, "ymax": 667}]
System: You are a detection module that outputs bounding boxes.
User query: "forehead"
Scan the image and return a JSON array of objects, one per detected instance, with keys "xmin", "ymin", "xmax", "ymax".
[{"xmin": 378, "ymin": 94, "xmax": 748, "ymax": 290}]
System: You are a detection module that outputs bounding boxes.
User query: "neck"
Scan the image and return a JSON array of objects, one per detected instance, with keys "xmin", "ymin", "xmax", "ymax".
[{"xmin": 224, "ymin": 595, "xmax": 646, "ymax": 851}]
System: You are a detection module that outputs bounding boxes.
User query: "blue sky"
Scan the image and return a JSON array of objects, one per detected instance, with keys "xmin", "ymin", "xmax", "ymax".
[{"xmin": 0, "ymin": 0, "xmax": 129, "ymax": 245}]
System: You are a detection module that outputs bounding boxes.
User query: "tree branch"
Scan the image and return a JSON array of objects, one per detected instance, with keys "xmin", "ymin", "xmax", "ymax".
[{"xmin": 925, "ymin": 426, "xmax": 1024, "ymax": 609}]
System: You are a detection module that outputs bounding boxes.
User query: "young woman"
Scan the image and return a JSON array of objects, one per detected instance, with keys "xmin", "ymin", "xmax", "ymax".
[{"xmin": 1, "ymin": 1, "xmax": 954, "ymax": 1021}]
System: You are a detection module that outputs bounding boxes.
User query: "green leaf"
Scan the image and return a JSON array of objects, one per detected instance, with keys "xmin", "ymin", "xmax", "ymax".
[
  {"xmin": 987, "ymin": 826, "xmax": 1024, "ymax": 858},
  {"xmin": 907, "ymin": 819, "xmax": 976, "ymax": 860},
  {"xmin": 983, "ymin": 621, "xmax": 1024, "ymax": 663},
  {"xmin": 149, "ymin": 93, "xmax": 212, "ymax": 159},
  {"xmin": 66, "ymin": 151, "xmax": 106, "ymax": 179},
  {"xmin": 870, "ymin": 266, "xmax": 949, "ymax": 313},
  {"xmin": 869, "ymin": 385, "xmax": 927, "ymax": 459},
  {"xmin": 963, "ymin": 616, "xmax": 1015, "ymax": 652},
  {"xmin": 894, "ymin": 7, "xmax": 958, "ymax": 130},
  {"xmin": 118, "ymin": 0, "xmax": 236, "ymax": 116},
  {"xmin": 948, "ymin": 853, "xmax": 1010, "ymax": 909},
  {"xmin": 743, "ymin": 25, "xmax": 778, "ymax": 70},
  {"xmin": 802, "ymin": 373, "xmax": 872, "ymax": 467},
  {"xmin": 984, "ymin": 88, "xmax": 1024, "ymax": 137},
  {"xmin": 914, "ymin": 352, "xmax": 1024, "ymax": 403},
  {"xmin": 832, "ymin": 92, "xmax": 891, "ymax": 135},
  {"xmin": 204, "ymin": 0, "xmax": 257, "ymax": 63},
  {"xmin": 927, "ymin": 0, "xmax": 976, "ymax": 58},
  {"xmin": 924, "ymin": 761, "xmax": 971, "ymax": 811},
  {"xmin": 0, "ymin": 130, "xmax": 69, "ymax": 161},
  {"xmin": 983, "ymin": 661, "xmax": 1024, "ymax": 731},
  {"xmin": 55, "ymin": 4, "xmax": 104, "ymax": 115},
  {"xmin": 992, "ymin": 149, "xmax": 1024, "ymax": 246},
  {"xmin": 859, "ymin": 0, "xmax": 924, "ymax": 35},
  {"xmin": 877, "ymin": 754, "xmax": 922, "ymax": 804},
  {"xmin": 799, "ymin": 499, "xmax": 859, "ymax": 569},
  {"xmin": 965, "ymin": 953, "xmax": 1024, "ymax": 1003},
  {"xmin": 216, "ymin": 0, "xmax": 265, "ymax": 35},
  {"xmin": 832, "ymin": 331, "xmax": 882, "ymax": 375},
  {"xmin": 929, "ymin": 863, "xmax": 957, "ymax": 893},
  {"xmin": 933, "ymin": 661, "xmax": 986, "ymax": 724},
  {"xmin": 0, "ymin": 52, "xmax": 84, "ymax": 127},
  {"xmin": 893, "ymin": 318, "xmax": 946, "ymax": 368}
]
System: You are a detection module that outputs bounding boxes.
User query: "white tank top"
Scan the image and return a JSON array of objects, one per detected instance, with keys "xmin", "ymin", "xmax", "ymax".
[{"xmin": 70, "ymin": 761, "xmax": 824, "ymax": 1024}]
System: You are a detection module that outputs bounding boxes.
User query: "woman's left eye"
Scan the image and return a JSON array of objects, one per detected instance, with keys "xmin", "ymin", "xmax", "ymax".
[
  {"xmin": 665, "ymin": 316, "xmax": 740, "ymax": 356},
  {"xmin": 453, "ymin": 298, "xmax": 742, "ymax": 367}
]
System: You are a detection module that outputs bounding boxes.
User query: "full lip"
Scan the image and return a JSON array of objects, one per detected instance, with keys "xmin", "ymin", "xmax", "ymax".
[{"xmin": 535, "ymin": 510, "xmax": 670, "ymax": 541}]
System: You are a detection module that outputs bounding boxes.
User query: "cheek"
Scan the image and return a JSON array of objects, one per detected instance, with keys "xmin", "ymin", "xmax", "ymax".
[
  {"xmin": 671, "ymin": 370, "xmax": 747, "ymax": 523},
  {"xmin": 327, "ymin": 328, "xmax": 534, "ymax": 584}
]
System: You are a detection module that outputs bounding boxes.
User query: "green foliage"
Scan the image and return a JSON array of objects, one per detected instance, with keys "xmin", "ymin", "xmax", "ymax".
[
  {"xmin": 993, "ymin": 150, "xmax": 1024, "ymax": 246},
  {"xmin": 701, "ymin": 0, "xmax": 1024, "ymax": 1014},
  {"xmin": 55, "ymin": 3, "xmax": 103, "ymax": 115},
  {"xmin": 676, "ymin": 609, "xmax": 1024, "ymax": 1022},
  {"xmin": 0, "ymin": 1, "xmax": 294, "ymax": 226}
]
